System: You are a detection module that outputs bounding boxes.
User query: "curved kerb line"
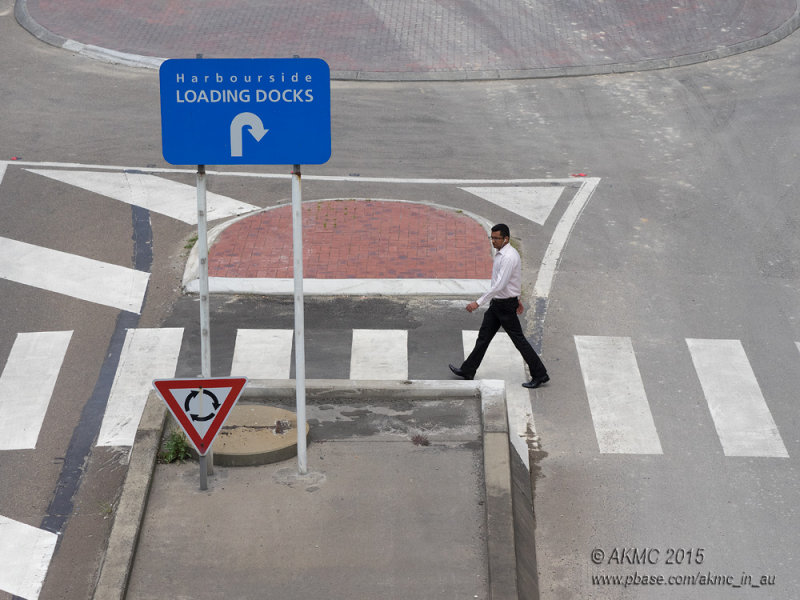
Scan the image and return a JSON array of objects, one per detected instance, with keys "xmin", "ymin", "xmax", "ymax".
[{"xmin": 530, "ymin": 177, "xmax": 600, "ymax": 353}]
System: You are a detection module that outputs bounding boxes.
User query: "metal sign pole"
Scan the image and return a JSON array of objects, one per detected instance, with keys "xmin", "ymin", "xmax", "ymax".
[
  {"xmin": 292, "ymin": 164, "xmax": 308, "ymax": 475},
  {"xmin": 197, "ymin": 164, "xmax": 212, "ymax": 490}
]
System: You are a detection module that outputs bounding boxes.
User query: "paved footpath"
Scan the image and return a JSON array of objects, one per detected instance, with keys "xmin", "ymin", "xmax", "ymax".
[{"xmin": 17, "ymin": 0, "xmax": 800, "ymax": 79}]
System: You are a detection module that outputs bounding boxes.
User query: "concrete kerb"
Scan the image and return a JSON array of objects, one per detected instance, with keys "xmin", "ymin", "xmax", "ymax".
[
  {"xmin": 15, "ymin": 0, "xmax": 800, "ymax": 79},
  {"xmin": 92, "ymin": 379, "xmax": 526, "ymax": 600}
]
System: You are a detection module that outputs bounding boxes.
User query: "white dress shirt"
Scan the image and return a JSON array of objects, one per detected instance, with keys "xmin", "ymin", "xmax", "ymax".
[{"xmin": 476, "ymin": 242, "xmax": 522, "ymax": 306}]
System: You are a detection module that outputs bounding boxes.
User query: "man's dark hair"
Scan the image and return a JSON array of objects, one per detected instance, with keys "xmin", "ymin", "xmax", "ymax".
[{"xmin": 492, "ymin": 223, "xmax": 510, "ymax": 239}]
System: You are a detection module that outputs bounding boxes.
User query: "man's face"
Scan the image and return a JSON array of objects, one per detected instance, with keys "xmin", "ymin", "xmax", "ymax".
[{"xmin": 490, "ymin": 232, "xmax": 508, "ymax": 250}]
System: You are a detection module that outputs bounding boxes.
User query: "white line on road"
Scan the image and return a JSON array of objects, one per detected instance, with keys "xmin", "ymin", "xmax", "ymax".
[
  {"xmin": 96, "ymin": 328, "xmax": 184, "ymax": 447},
  {"xmin": 231, "ymin": 329, "xmax": 293, "ymax": 379},
  {"xmin": 575, "ymin": 335, "xmax": 663, "ymax": 454},
  {"xmin": 687, "ymin": 338, "xmax": 788, "ymax": 457},
  {"xmin": 462, "ymin": 329, "xmax": 536, "ymax": 468},
  {"xmin": 26, "ymin": 169, "xmax": 259, "ymax": 224},
  {"xmin": 7, "ymin": 159, "xmax": 582, "ymax": 185},
  {"xmin": 534, "ymin": 178, "xmax": 600, "ymax": 299},
  {"xmin": 0, "ymin": 236, "xmax": 150, "ymax": 313},
  {"xmin": 350, "ymin": 329, "xmax": 408, "ymax": 379},
  {"xmin": 0, "ymin": 331, "xmax": 73, "ymax": 450},
  {"xmin": 0, "ymin": 515, "xmax": 58, "ymax": 600}
]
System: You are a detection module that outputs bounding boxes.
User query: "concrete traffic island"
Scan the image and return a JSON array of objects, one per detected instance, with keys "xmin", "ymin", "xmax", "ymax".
[{"xmin": 94, "ymin": 380, "xmax": 533, "ymax": 600}]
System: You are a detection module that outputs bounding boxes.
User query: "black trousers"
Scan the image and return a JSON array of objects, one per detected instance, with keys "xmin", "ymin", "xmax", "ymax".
[{"xmin": 460, "ymin": 297, "xmax": 547, "ymax": 379}]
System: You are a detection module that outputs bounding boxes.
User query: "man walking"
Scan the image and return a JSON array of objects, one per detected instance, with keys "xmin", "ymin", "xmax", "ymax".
[{"xmin": 449, "ymin": 224, "xmax": 550, "ymax": 389}]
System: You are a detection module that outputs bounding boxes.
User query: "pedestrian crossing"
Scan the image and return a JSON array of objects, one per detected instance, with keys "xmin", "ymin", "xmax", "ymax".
[
  {"xmin": 0, "ymin": 327, "xmax": 795, "ymax": 598},
  {"xmin": 350, "ymin": 329, "xmax": 408, "ymax": 379},
  {"xmin": 96, "ymin": 328, "xmax": 184, "ymax": 447},
  {"xmin": 0, "ymin": 328, "xmax": 794, "ymax": 459},
  {"xmin": 575, "ymin": 335, "xmax": 663, "ymax": 454},
  {"xmin": 687, "ymin": 338, "xmax": 787, "ymax": 458},
  {"xmin": 0, "ymin": 515, "xmax": 58, "ymax": 600},
  {"xmin": 231, "ymin": 328, "xmax": 294, "ymax": 379},
  {"xmin": 0, "ymin": 331, "xmax": 73, "ymax": 450}
]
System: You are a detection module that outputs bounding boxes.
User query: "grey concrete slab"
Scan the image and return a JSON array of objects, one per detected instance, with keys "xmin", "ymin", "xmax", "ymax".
[{"xmin": 126, "ymin": 440, "xmax": 487, "ymax": 600}]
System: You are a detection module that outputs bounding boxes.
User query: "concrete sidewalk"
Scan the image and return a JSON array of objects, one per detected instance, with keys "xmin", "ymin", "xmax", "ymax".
[{"xmin": 94, "ymin": 380, "xmax": 536, "ymax": 600}]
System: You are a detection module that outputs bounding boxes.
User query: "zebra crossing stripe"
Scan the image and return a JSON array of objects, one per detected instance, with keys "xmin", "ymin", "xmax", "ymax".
[
  {"xmin": 96, "ymin": 328, "xmax": 184, "ymax": 447},
  {"xmin": 0, "ymin": 515, "xmax": 58, "ymax": 600},
  {"xmin": 350, "ymin": 329, "xmax": 408, "ymax": 379},
  {"xmin": 687, "ymin": 338, "xmax": 788, "ymax": 458},
  {"xmin": 461, "ymin": 330, "xmax": 536, "ymax": 469},
  {"xmin": 0, "ymin": 331, "xmax": 73, "ymax": 450},
  {"xmin": 231, "ymin": 329, "xmax": 293, "ymax": 379},
  {"xmin": 575, "ymin": 336, "xmax": 663, "ymax": 454},
  {"xmin": 0, "ymin": 236, "xmax": 150, "ymax": 313}
]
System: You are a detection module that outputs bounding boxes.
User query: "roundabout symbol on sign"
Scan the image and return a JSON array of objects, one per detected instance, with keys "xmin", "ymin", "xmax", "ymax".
[
  {"xmin": 185, "ymin": 388, "xmax": 220, "ymax": 422},
  {"xmin": 152, "ymin": 377, "xmax": 248, "ymax": 457}
]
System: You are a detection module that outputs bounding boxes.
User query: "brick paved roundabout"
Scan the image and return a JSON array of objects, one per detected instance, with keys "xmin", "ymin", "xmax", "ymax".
[
  {"xmin": 207, "ymin": 199, "xmax": 493, "ymax": 280},
  {"xmin": 19, "ymin": 0, "xmax": 800, "ymax": 79}
]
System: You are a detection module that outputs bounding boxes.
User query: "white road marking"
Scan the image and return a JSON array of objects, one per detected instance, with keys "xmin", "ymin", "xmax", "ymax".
[
  {"xmin": 0, "ymin": 161, "xmax": 8, "ymax": 187},
  {"xmin": 9, "ymin": 158, "xmax": 580, "ymax": 185},
  {"xmin": 0, "ymin": 515, "xmax": 58, "ymax": 600},
  {"xmin": 350, "ymin": 329, "xmax": 408, "ymax": 379},
  {"xmin": 687, "ymin": 338, "xmax": 788, "ymax": 457},
  {"xmin": 534, "ymin": 178, "xmax": 600, "ymax": 299},
  {"xmin": 462, "ymin": 330, "xmax": 535, "ymax": 468},
  {"xmin": 231, "ymin": 329, "xmax": 293, "ymax": 379},
  {"xmin": 0, "ymin": 236, "xmax": 150, "ymax": 313},
  {"xmin": 0, "ymin": 331, "xmax": 73, "ymax": 450},
  {"xmin": 96, "ymin": 328, "xmax": 184, "ymax": 447},
  {"xmin": 26, "ymin": 169, "xmax": 259, "ymax": 224},
  {"xmin": 575, "ymin": 335, "xmax": 663, "ymax": 454},
  {"xmin": 460, "ymin": 186, "xmax": 564, "ymax": 225}
]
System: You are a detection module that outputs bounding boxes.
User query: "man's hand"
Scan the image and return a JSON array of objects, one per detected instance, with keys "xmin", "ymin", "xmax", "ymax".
[
  {"xmin": 517, "ymin": 300, "xmax": 524, "ymax": 315},
  {"xmin": 466, "ymin": 301, "xmax": 479, "ymax": 313}
]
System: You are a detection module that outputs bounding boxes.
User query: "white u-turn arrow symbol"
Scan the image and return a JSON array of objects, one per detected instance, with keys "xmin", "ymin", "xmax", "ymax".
[{"xmin": 230, "ymin": 112, "xmax": 268, "ymax": 157}]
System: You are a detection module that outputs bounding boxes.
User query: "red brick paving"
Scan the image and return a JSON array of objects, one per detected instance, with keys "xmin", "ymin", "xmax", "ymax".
[
  {"xmin": 25, "ymin": 0, "xmax": 797, "ymax": 76},
  {"xmin": 208, "ymin": 200, "xmax": 492, "ymax": 279}
]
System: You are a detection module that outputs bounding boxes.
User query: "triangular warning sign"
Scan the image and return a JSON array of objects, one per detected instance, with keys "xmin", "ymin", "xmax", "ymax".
[{"xmin": 153, "ymin": 377, "xmax": 248, "ymax": 455}]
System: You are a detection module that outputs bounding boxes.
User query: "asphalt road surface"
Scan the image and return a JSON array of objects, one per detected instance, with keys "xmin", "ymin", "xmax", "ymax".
[{"xmin": 2, "ymin": 0, "xmax": 800, "ymax": 598}]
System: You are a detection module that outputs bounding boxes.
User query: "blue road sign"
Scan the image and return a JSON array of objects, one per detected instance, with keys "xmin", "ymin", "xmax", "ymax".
[{"xmin": 159, "ymin": 58, "xmax": 331, "ymax": 165}]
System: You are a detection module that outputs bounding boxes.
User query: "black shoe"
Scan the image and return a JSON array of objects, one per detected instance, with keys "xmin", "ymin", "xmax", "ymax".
[
  {"xmin": 522, "ymin": 374, "xmax": 550, "ymax": 389},
  {"xmin": 449, "ymin": 364, "xmax": 473, "ymax": 380}
]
